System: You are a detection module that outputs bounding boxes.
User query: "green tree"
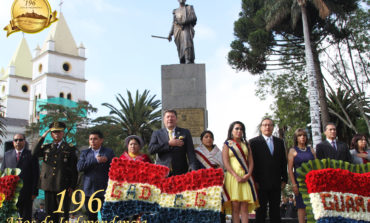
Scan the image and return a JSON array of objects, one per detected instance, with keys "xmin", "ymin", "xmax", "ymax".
[
  {"xmin": 228, "ymin": 0, "xmax": 359, "ymax": 137},
  {"xmin": 257, "ymin": 67, "xmax": 310, "ymax": 148},
  {"xmin": 102, "ymin": 90, "xmax": 161, "ymax": 146},
  {"xmin": 74, "ymin": 116, "xmax": 125, "ymax": 156},
  {"xmin": 327, "ymin": 88, "xmax": 370, "ymax": 144},
  {"xmin": 321, "ymin": 5, "xmax": 370, "ymax": 135},
  {"xmin": 26, "ymin": 101, "xmax": 97, "ymax": 146}
]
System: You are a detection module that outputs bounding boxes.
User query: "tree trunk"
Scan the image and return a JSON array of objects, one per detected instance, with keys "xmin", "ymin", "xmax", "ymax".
[
  {"xmin": 312, "ymin": 47, "xmax": 330, "ymax": 130},
  {"xmin": 300, "ymin": 3, "xmax": 322, "ymax": 148}
]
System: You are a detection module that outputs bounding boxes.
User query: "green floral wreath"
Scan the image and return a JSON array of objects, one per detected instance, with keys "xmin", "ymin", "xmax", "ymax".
[{"xmin": 295, "ymin": 158, "xmax": 370, "ymax": 223}]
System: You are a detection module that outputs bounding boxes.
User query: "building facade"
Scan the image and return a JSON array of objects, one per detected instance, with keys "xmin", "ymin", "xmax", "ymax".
[{"xmin": 0, "ymin": 13, "xmax": 87, "ymax": 154}]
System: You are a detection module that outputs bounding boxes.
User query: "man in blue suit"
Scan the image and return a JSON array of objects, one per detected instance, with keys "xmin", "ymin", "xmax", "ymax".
[
  {"xmin": 1, "ymin": 134, "xmax": 39, "ymax": 221},
  {"xmin": 77, "ymin": 130, "xmax": 115, "ymax": 221},
  {"xmin": 149, "ymin": 109, "xmax": 198, "ymax": 176}
]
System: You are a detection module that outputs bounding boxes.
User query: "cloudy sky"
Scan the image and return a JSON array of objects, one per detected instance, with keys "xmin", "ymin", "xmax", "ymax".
[{"xmin": 0, "ymin": 0, "xmax": 272, "ymax": 146}]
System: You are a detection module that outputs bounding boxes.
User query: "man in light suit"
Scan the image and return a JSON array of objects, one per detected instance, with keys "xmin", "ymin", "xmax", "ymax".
[
  {"xmin": 149, "ymin": 109, "xmax": 198, "ymax": 176},
  {"xmin": 77, "ymin": 130, "xmax": 115, "ymax": 221},
  {"xmin": 249, "ymin": 118, "xmax": 288, "ymax": 223},
  {"xmin": 316, "ymin": 123, "xmax": 352, "ymax": 162},
  {"xmin": 1, "ymin": 134, "xmax": 39, "ymax": 221}
]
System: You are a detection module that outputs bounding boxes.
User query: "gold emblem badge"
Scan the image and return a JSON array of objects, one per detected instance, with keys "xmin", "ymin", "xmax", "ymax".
[{"xmin": 4, "ymin": 0, "xmax": 58, "ymax": 37}]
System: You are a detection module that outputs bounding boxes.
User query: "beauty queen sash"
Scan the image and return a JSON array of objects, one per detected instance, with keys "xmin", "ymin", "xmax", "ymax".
[
  {"xmin": 195, "ymin": 147, "xmax": 230, "ymax": 202},
  {"xmin": 224, "ymin": 140, "xmax": 258, "ymax": 202},
  {"xmin": 195, "ymin": 150, "xmax": 217, "ymax": 169}
]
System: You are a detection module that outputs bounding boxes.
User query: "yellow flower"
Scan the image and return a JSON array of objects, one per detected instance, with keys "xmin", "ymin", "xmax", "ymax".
[{"xmin": 0, "ymin": 192, "xmax": 5, "ymax": 208}]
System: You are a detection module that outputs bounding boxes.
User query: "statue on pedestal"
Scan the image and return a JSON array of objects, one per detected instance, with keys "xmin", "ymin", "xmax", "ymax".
[{"xmin": 168, "ymin": 0, "xmax": 197, "ymax": 64}]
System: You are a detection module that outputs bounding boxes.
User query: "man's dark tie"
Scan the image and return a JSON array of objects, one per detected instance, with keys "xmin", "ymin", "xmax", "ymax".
[
  {"xmin": 16, "ymin": 151, "xmax": 20, "ymax": 162},
  {"xmin": 331, "ymin": 141, "xmax": 337, "ymax": 151}
]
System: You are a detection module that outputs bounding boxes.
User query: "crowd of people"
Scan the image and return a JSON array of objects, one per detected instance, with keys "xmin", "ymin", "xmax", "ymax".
[{"xmin": 1, "ymin": 109, "xmax": 368, "ymax": 223}]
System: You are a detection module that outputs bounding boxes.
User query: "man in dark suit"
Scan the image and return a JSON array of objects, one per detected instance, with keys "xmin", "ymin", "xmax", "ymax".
[
  {"xmin": 316, "ymin": 123, "xmax": 352, "ymax": 162},
  {"xmin": 249, "ymin": 118, "xmax": 288, "ymax": 223},
  {"xmin": 32, "ymin": 122, "xmax": 78, "ymax": 223},
  {"xmin": 77, "ymin": 130, "xmax": 115, "ymax": 221},
  {"xmin": 1, "ymin": 134, "xmax": 39, "ymax": 221},
  {"xmin": 149, "ymin": 109, "xmax": 198, "ymax": 176}
]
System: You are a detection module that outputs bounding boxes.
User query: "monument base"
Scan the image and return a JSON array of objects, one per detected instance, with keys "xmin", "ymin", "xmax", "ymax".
[{"xmin": 161, "ymin": 64, "xmax": 207, "ymax": 145}]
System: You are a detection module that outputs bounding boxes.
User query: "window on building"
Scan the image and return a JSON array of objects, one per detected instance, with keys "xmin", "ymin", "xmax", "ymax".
[
  {"xmin": 38, "ymin": 64, "xmax": 42, "ymax": 73},
  {"xmin": 21, "ymin": 85, "xmax": 28, "ymax": 93},
  {"xmin": 62, "ymin": 62, "xmax": 71, "ymax": 72},
  {"xmin": 67, "ymin": 93, "xmax": 72, "ymax": 100},
  {"xmin": 59, "ymin": 92, "xmax": 64, "ymax": 98}
]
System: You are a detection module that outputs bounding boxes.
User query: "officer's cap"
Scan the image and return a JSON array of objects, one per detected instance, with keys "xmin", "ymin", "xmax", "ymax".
[{"xmin": 49, "ymin": 122, "xmax": 66, "ymax": 132}]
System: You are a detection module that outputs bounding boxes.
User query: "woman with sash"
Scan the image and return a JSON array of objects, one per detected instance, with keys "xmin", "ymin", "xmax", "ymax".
[
  {"xmin": 222, "ymin": 121, "xmax": 258, "ymax": 223},
  {"xmin": 120, "ymin": 135, "xmax": 151, "ymax": 163},
  {"xmin": 195, "ymin": 130, "xmax": 225, "ymax": 223},
  {"xmin": 195, "ymin": 130, "xmax": 224, "ymax": 169}
]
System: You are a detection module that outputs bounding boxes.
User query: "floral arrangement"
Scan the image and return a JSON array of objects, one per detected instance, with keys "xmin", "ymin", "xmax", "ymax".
[
  {"xmin": 102, "ymin": 158, "xmax": 224, "ymax": 223},
  {"xmin": 296, "ymin": 158, "xmax": 370, "ymax": 223},
  {"xmin": 0, "ymin": 168, "xmax": 22, "ymax": 220}
]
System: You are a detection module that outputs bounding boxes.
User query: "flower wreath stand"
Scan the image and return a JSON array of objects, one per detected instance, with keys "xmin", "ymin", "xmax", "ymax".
[
  {"xmin": 0, "ymin": 168, "xmax": 22, "ymax": 220},
  {"xmin": 296, "ymin": 158, "xmax": 370, "ymax": 223}
]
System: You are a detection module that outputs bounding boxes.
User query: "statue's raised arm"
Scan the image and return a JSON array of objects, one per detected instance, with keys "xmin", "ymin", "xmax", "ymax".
[{"xmin": 168, "ymin": 0, "xmax": 197, "ymax": 64}]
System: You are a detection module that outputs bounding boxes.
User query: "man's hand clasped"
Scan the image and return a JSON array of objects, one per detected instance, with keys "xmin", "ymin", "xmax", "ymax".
[
  {"xmin": 169, "ymin": 139, "xmax": 184, "ymax": 147},
  {"xmin": 96, "ymin": 155, "xmax": 108, "ymax": 163}
]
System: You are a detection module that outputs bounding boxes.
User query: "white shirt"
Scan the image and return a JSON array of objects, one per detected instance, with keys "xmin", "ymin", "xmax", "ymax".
[
  {"xmin": 53, "ymin": 141, "xmax": 62, "ymax": 149},
  {"xmin": 326, "ymin": 139, "xmax": 337, "ymax": 149},
  {"xmin": 15, "ymin": 148, "xmax": 24, "ymax": 159},
  {"xmin": 90, "ymin": 147, "xmax": 101, "ymax": 159}
]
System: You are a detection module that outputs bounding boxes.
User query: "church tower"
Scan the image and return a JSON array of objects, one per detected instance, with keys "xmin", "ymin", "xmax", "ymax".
[
  {"xmin": 29, "ymin": 13, "xmax": 87, "ymax": 122},
  {"xmin": 0, "ymin": 37, "xmax": 33, "ymax": 121}
]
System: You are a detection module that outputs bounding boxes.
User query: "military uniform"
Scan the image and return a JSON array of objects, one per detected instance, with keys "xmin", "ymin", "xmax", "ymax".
[{"xmin": 32, "ymin": 122, "xmax": 78, "ymax": 223}]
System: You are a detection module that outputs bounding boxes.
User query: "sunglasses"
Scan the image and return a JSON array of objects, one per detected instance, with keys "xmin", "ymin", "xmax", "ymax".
[{"xmin": 13, "ymin": 139, "xmax": 25, "ymax": 142}]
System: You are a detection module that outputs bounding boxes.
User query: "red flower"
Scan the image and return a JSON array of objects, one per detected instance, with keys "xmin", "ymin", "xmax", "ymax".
[
  {"xmin": 0, "ymin": 175, "xmax": 20, "ymax": 200},
  {"xmin": 305, "ymin": 169, "xmax": 370, "ymax": 196}
]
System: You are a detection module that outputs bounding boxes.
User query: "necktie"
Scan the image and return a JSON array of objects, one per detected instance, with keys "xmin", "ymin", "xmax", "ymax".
[
  {"xmin": 168, "ymin": 130, "xmax": 173, "ymax": 140},
  {"xmin": 16, "ymin": 151, "xmax": 20, "ymax": 161},
  {"xmin": 331, "ymin": 141, "xmax": 337, "ymax": 150},
  {"xmin": 267, "ymin": 137, "xmax": 274, "ymax": 155}
]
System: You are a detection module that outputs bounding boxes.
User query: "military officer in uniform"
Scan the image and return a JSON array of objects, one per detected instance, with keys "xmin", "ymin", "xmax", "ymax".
[{"xmin": 32, "ymin": 122, "xmax": 78, "ymax": 222}]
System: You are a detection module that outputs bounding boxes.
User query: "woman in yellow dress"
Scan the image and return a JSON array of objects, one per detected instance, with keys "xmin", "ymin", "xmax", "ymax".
[{"xmin": 222, "ymin": 121, "xmax": 259, "ymax": 223}]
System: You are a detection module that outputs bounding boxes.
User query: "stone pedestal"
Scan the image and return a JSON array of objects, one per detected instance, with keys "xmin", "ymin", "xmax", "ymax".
[{"xmin": 161, "ymin": 64, "xmax": 207, "ymax": 145}]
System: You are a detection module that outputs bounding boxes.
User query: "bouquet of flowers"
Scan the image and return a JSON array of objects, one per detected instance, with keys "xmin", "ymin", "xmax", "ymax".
[
  {"xmin": 0, "ymin": 168, "xmax": 22, "ymax": 220},
  {"xmin": 296, "ymin": 159, "xmax": 370, "ymax": 223}
]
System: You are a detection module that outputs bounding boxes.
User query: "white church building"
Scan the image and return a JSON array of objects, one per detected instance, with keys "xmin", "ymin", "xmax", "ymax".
[{"xmin": 0, "ymin": 13, "xmax": 87, "ymax": 145}]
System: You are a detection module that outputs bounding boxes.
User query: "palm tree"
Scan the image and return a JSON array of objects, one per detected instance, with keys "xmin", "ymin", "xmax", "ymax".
[
  {"xmin": 327, "ymin": 88, "xmax": 370, "ymax": 144},
  {"xmin": 296, "ymin": 0, "xmax": 323, "ymax": 148},
  {"xmin": 102, "ymin": 90, "xmax": 161, "ymax": 145},
  {"xmin": 264, "ymin": 0, "xmax": 358, "ymax": 147}
]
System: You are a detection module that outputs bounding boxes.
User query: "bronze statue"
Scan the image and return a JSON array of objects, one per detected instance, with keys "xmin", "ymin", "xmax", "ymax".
[{"xmin": 168, "ymin": 0, "xmax": 197, "ymax": 64}]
